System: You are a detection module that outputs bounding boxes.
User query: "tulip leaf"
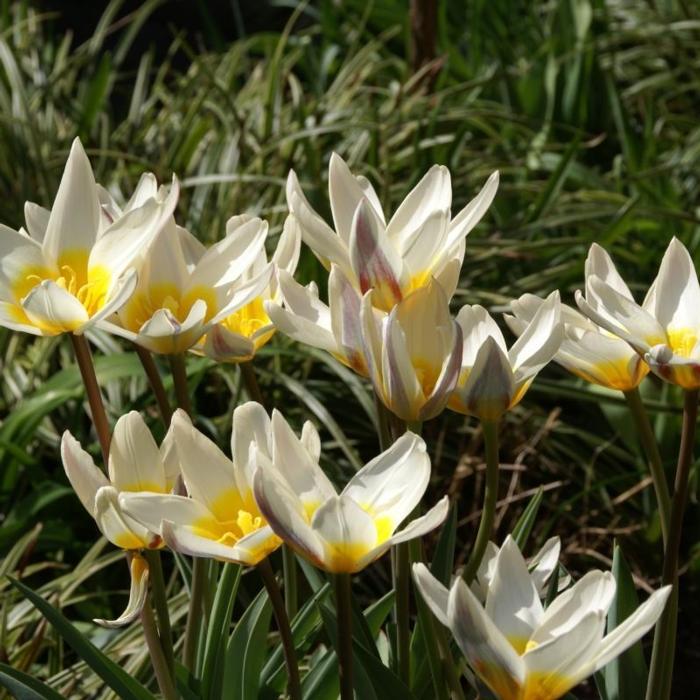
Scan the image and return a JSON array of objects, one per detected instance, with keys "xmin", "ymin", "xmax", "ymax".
[
  {"xmin": 221, "ymin": 587, "xmax": 272, "ymax": 700},
  {"xmin": 300, "ymin": 648, "xmax": 339, "ymax": 700},
  {"xmin": 201, "ymin": 563, "xmax": 241, "ymax": 700},
  {"xmin": 260, "ymin": 581, "xmax": 331, "ymax": 692},
  {"xmin": 0, "ymin": 663, "xmax": 64, "ymax": 700},
  {"xmin": 512, "ymin": 486, "xmax": 544, "ymax": 550},
  {"xmin": 364, "ymin": 589, "xmax": 395, "ymax": 638},
  {"xmin": 431, "ymin": 502, "xmax": 457, "ymax": 586},
  {"xmin": 8, "ymin": 577, "xmax": 155, "ymax": 700},
  {"xmin": 601, "ymin": 544, "xmax": 648, "ymax": 700}
]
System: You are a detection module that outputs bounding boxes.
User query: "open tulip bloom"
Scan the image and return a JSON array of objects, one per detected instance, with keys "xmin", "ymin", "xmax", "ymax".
[
  {"xmin": 506, "ymin": 293, "xmax": 649, "ymax": 391},
  {"xmin": 197, "ymin": 215, "xmax": 301, "ymax": 363},
  {"xmin": 101, "ymin": 214, "xmax": 274, "ymax": 354},
  {"xmin": 286, "ymin": 152, "xmax": 499, "ymax": 312},
  {"xmin": 120, "ymin": 404, "xmax": 284, "ymax": 566},
  {"xmin": 448, "ymin": 292, "xmax": 563, "ymax": 421},
  {"xmin": 61, "ymin": 411, "xmax": 180, "ymax": 626},
  {"xmin": 360, "ymin": 278, "xmax": 463, "ymax": 422},
  {"xmin": 0, "ymin": 138, "xmax": 178, "ymax": 336},
  {"xmin": 576, "ymin": 238, "xmax": 700, "ymax": 389},
  {"xmin": 253, "ymin": 410, "xmax": 449, "ymax": 573},
  {"xmin": 414, "ymin": 537, "xmax": 671, "ymax": 700}
]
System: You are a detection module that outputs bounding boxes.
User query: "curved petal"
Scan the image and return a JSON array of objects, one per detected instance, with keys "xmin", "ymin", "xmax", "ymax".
[
  {"xmin": 94, "ymin": 486, "xmax": 155, "ymax": 550},
  {"xmin": 21, "ymin": 280, "xmax": 90, "ymax": 334},
  {"xmin": 585, "ymin": 244, "xmax": 634, "ymax": 300},
  {"xmin": 119, "ymin": 492, "xmax": 213, "ymax": 533},
  {"xmin": 61, "ymin": 431, "xmax": 109, "ymax": 518},
  {"xmin": 201, "ymin": 323, "xmax": 257, "ymax": 363},
  {"xmin": 108, "ymin": 411, "xmax": 166, "ymax": 493},
  {"xmin": 329, "ymin": 265, "xmax": 366, "ymax": 373},
  {"xmin": 381, "ymin": 496, "xmax": 449, "ymax": 549},
  {"xmin": 341, "ymin": 432, "xmax": 430, "ymax": 529},
  {"xmin": 444, "ymin": 170, "xmax": 499, "ymax": 251},
  {"xmin": 413, "ymin": 562, "xmax": 450, "ymax": 627},
  {"xmin": 456, "ymin": 304, "xmax": 508, "ymax": 367},
  {"xmin": 24, "ymin": 201, "xmax": 50, "ymax": 243},
  {"xmin": 93, "ymin": 553, "xmax": 149, "ymax": 628},
  {"xmin": 232, "ymin": 401, "xmax": 272, "ymax": 492}
]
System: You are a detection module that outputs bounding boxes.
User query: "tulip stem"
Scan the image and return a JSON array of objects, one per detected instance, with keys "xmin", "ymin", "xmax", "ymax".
[
  {"xmin": 141, "ymin": 590, "xmax": 178, "ymax": 700},
  {"xmin": 183, "ymin": 556, "xmax": 207, "ymax": 672},
  {"xmin": 374, "ymin": 393, "xmax": 393, "ymax": 451},
  {"xmin": 462, "ymin": 419, "xmax": 500, "ymax": 584},
  {"xmin": 396, "ymin": 541, "xmax": 411, "ymax": 681},
  {"xmin": 169, "ymin": 353, "xmax": 192, "ymax": 416},
  {"xmin": 134, "ymin": 344, "xmax": 173, "ymax": 426},
  {"xmin": 240, "ymin": 360, "xmax": 265, "ymax": 405},
  {"xmin": 69, "ymin": 334, "xmax": 111, "ymax": 465},
  {"xmin": 624, "ymin": 388, "xmax": 671, "ymax": 545},
  {"xmin": 257, "ymin": 559, "xmax": 302, "ymax": 700},
  {"xmin": 334, "ymin": 573, "xmax": 354, "ymax": 700},
  {"xmin": 144, "ymin": 550, "xmax": 175, "ymax": 676},
  {"xmin": 646, "ymin": 388, "xmax": 698, "ymax": 700}
]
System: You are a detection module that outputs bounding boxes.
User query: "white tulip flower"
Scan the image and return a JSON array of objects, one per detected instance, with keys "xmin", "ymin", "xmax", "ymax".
[
  {"xmin": 0, "ymin": 139, "xmax": 177, "ymax": 336},
  {"xmin": 60, "ymin": 411, "xmax": 180, "ymax": 626},
  {"xmin": 576, "ymin": 239, "xmax": 700, "ymax": 389},
  {"xmin": 253, "ymin": 409, "xmax": 449, "ymax": 574},
  {"xmin": 448, "ymin": 292, "xmax": 563, "ymax": 421},
  {"xmin": 287, "ymin": 152, "xmax": 498, "ymax": 312},
  {"xmin": 100, "ymin": 215, "xmax": 274, "ymax": 354},
  {"xmin": 506, "ymin": 293, "xmax": 648, "ymax": 391},
  {"xmin": 120, "ymin": 405, "xmax": 283, "ymax": 567},
  {"xmin": 360, "ymin": 278, "xmax": 463, "ymax": 422},
  {"xmin": 414, "ymin": 536, "xmax": 670, "ymax": 700}
]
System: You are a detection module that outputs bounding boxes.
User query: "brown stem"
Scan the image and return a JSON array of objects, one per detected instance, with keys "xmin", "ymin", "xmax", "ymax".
[
  {"xmin": 134, "ymin": 344, "xmax": 173, "ymax": 426},
  {"xmin": 69, "ymin": 334, "xmax": 111, "ymax": 465}
]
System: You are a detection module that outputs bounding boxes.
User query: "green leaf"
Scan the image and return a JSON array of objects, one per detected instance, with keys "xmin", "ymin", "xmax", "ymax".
[
  {"xmin": 363, "ymin": 589, "xmax": 395, "ymax": 639},
  {"xmin": 201, "ymin": 563, "xmax": 241, "ymax": 700},
  {"xmin": 301, "ymin": 649, "xmax": 338, "ymax": 700},
  {"xmin": 221, "ymin": 587, "xmax": 272, "ymax": 700},
  {"xmin": 431, "ymin": 503, "xmax": 457, "ymax": 586},
  {"xmin": 8, "ymin": 578, "xmax": 155, "ymax": 700},
  {"xmin": 601, "ymin": 544, "xmax": 648, "ymax": 700},
  {"xmin": 512, "ymin": 487, "xmax": 544, "ymax": 550},
  {"xmin": 0, "ymin": 663, "xmax": 64, "ymax": 700}
]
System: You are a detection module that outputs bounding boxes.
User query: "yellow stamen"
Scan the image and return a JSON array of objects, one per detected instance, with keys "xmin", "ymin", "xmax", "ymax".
[{"xmin": 666, "ymin": 327, "xmax": 698, "ymax": 358}]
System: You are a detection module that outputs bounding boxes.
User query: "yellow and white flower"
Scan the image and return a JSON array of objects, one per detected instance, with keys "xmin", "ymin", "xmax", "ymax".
[
  {"xmin": 0, "ymin": 138, "xmax": 178, "ymax": 336},
  {"xmin": 100, "ymin": 215, "xmax": 274, "ymax": 354},
  {"xmin": 61, "ymin": 411, "xmax": 180, "ymax": 626},
  {"xmin": 576, "ymin": 239, "xmax": 700, "ymax": 389},
  {"xmin": 506, "ymin": 293, "xmax": 648, "ymax": 391},
  {"xmin": 448, "ymin": 292, "xmax": 563, "ymax": 421},
  {"xmin": 287, "ymin": 153, "xmax": 498, "ymax": 312},
  {"xmin": 253, "ymin": 411, "xmax": 449, "ymax": 574},
  {"xmin": 120, "ymin": 404, "xmax": 283, "ymax": 566},
  {"xmin": 265, "ymin": 264, "xmax": 369, "ymax": 375},
  {"xmin": 197, "ymin": 215, "xmax": 301, "ymax": 363},
  {"xmin": 414, "ymin": 536, "xmax": 670, "ymax": 700},
  {"xmin": 360, "ymin": 278, "xmax": 463, "ymax": 422}
]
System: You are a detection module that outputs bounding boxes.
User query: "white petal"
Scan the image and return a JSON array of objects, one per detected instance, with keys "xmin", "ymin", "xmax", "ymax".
[
  {"xmin": 60, "ymin": 431, "xmax": 109, "ymax": 518},
  {"xmin": 447, "ymin": 578, "xmax": 525, "ymax": 697},
  {"xmin": 342, "ymin": 432, "xmax": 430, "ymax": 528},
  {"xmin": 485, "ymin": 535, "xmax": 544, "ymax": 645},
  {"xmin": 135, "ymin": 299, "xmax": 208, "ymax": 354},
  {"xmin": 253, "ymin": 455, "xmax": 325, "ymax": 565},
  {"xmin": 21, "ymin": 280, "xmax": 90, "ymax": 334},
  {"xmin": 456, "ymin": 304, "xmax": 508, "ymax": 368},
  {"xmin": 43, "ymin": 138, "xmax": 101, "ymax": 265},
  {"xmin": 271, "ymin": 215, "xmax": 302, "ymax": 277},
  {"xmin": 301, "ymin": 420, "xmax": 321, "ymax": 461},
  {"xmin": 94, "ymin": 485, "xmax": 155, "ymax": 549},
  {"xmin": 94, "ymin": 553, "xmax": 149, "ymax": 628},
  {"xmin": 210, "ymin": 263, "xmax": 274, "ymax": 324},
  {"xmin": 108, "ymin": 411, "xmax": 166, "ymax": 493},
  {"xmin": 381, "ymin": 496, "xmax": 449, "ymax": 549},
  {"xmin": 119, "ymin": 492, "xmax": 213, "ymax": 533},
  {"xmin": 159, "ymin": 421, "xmax": 181, "ymax": 492},
  {"xmin": 420, "ymin": 319, "xmax": 463, "ymax": 421},
  {"xmin": 585, "ymin": 243, "xmax": 634, "ymax": 300},
  {"xmin": 444, "ymin": 170, "xmax": 499, "ymax": 251},
  {"xmin": 201, "ymin": 324, "xmax": 257, "ymax": 363},
  {"xmin": 24, "ymin": 202, "xmax": 50, "ymax": 243},
  {"xmin": 412, "ymin": 562, "xmax": 450, "ymax": 627},
  {"xmin": 232, "ymin": 401, "xmax": 272, "ymax": 492},
  {"xmin": 328, "ymin": 265, "xmax": 366, "ymax": 373},
  {"xmin": 529, "ymin": 537, "xmax": 561, "ymax": 596}
]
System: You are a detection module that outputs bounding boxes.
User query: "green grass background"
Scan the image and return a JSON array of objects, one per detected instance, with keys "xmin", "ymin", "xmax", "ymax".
[{"xmin": 0, "ymin": 0, "xmax": 698, "ymax": 696}]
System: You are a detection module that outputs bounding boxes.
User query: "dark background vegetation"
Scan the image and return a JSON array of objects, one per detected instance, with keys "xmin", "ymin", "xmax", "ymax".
[{"xmin": 0, "ymin": 0, "xmax": 699, "ymax": 696}]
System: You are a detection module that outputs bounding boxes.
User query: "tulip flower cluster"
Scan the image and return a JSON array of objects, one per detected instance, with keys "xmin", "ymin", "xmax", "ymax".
[{"xmin": 3, "ymin": 140, "xmax": 691, "ymax": 700}]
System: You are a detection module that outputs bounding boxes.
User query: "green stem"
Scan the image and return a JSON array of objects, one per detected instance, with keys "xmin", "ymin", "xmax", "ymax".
[
  {"xmin": 141, "ymin": 592, "xmax": 178, "ymax": 700},
  {"xmin": 334, "ymin": 573, "xmax": 354, "ymax": 700},
  {"xmin": 282, "ymin": 546, "xmax": 298, "ymax": 619},
  {"xmin": 374, "ymin": 392, "xmax": 393, "ymax": 451},
  {"xmin": 144, "ymin": 550, "xmax": 175, "ymax": 676},
  {"xmin": 240, "ymin": 360, "xmax": 265, "ymax": 405},
  {"xmin": 395, "ymin": 541, "xmax": 411, "ymax": 681},
  {"xmin": 169, "ymin": 353, "xmax": 192, "ymax": 416},
  {"xmin": 183, "ymin": 557, "xmax": 207, "ymax": 672},
  {"xmin": 258, "ymin": 559, "xmax": 302, "ymax": 700},
  {"xmin": 69, "ymin": 334, "xmax": 111, "ymax": 465},
  {"xmin": 134, "ymin": 344, "xmax": 173, "ymax": 426},
  {"xmin": 645, "ymin": 388, "xmax": 698, "ymax": 700},
  {"xmin": 462, "ymin": 420, "xmax": 500, "ymax": 584},
  {"xmin": 624, "ymin": 388, "xmax": 671, "ymax": 545}
]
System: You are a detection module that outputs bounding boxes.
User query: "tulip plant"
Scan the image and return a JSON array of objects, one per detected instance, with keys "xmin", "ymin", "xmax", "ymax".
[{"xmin": 4, "ymin": 139, "xmax": 696, "ymax": 700}]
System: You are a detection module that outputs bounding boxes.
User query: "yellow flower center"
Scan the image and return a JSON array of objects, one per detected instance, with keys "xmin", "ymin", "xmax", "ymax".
[
  {"xmin": 413, "ymin": 357, "xmax": 440, "ymax": 397},
  {"xmin": 666, "ymin": 327, "xmax": 698, "ymax": 358},
  {"xmin": 220, "ymin": 297, "xmax": 271, "ymax": 339},
  {"xmin": 121, "ymin": 283, "xmax": 217, "ymax": 332}
]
